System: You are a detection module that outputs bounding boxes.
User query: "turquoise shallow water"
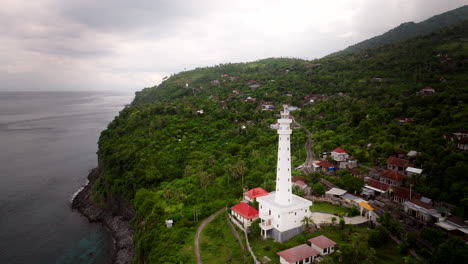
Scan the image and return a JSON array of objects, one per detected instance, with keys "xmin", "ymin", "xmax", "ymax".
[{"xmin": 0, "ymin": 91, "xmax": 133, "ymax": 264}]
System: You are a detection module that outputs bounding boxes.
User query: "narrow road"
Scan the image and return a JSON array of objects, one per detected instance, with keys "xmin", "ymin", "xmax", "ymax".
[
  {"xmin": 291, "ymin": 115, "xmax": 315, "ymax": 173},
  {"xmin": 194, "ymin": 207, "xmax": 227, "ymax": 264}
]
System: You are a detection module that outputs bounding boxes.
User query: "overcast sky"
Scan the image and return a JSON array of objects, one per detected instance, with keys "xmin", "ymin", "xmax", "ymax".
[{"xmin": 1, "ymin": 0, "xmax": 466, "ymax": 92}]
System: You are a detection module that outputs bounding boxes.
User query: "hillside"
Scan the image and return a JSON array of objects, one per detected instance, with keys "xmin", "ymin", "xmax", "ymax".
[
  {"xmin": 94, "ymin": 21, "xmax": 468, "ymax": 263},
  {"xmin": 329, "ymin": 5, "xmax": 468, "ymax": 56}
]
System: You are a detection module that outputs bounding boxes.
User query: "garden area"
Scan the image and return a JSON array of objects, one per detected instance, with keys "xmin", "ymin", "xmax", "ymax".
[
  {"xmin": 249, "ymin": 225, "xmax": 404, "ymax": 264},
  {"xmin": 309, "ymin": 201, "xmax": 359, "ymax": 216}
]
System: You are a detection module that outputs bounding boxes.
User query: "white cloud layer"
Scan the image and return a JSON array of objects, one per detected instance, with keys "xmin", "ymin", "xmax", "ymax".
[{"xmin": 0, "ymin": 0, "xmax": 466, "ymax": 91}]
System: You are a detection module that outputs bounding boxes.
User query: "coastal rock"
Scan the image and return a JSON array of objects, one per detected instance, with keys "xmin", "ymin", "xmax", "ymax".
[{"xmin": 71, "ymin": 168, "xmax": 134, "ymax": 264}]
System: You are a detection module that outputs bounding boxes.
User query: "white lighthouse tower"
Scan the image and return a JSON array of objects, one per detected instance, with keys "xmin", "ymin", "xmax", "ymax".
[{"xmin": 257, "ymin": 106, "xmax": 312, "ymax": 242}]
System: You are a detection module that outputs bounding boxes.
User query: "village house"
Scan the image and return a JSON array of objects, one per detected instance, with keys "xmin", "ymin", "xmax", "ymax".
[
  {"xmin": 417, "ymin": 87, "xmax": 435, "ymax": 96},
  {"xmin": 380, "ymin": 170, "xmax": 404, "ymax": 186},
  {"xmin": 261, "ymin": 103, "xmax": 275, "ymax": 111},
  {"xmin": 407, "ymin": 150, "xmax": 418, "ymax": 158},
  {"xmin": 363, "ymin": 179, "xmax": 390, "ymax": 198},
  {"xmin": 244, "ymin": 96, "xmax": 256, "ymax": 102},
  {"xmin": 230, "ymin": 202, "xmax": 259, "ymax": 229},
  {"xmin": 211, "ymin": 80, "xmax": 220, "ymax": 86},
  {"xmin": 458, "ymin": 137, "xmax": 468, "ymax": 151},
  {"xmin": 331, "ymin": 147, "xmax": 349, "ymax": 162},
  {"xmin": 277, "ymin": 244, "xmax": 320, "ymax": 264},
  {"xmin": 270, "ymin": 122, "xmax": 280, "ymax": 129},
  {"xmin": 292, "ymin": 176, "xmax": 310, "ymax": 195},
  {"xmin": 435, "ymin": 216, "xmax": 468, "ymax": 238},
  {"xmin": 401, "ymin": 197, "xmax": 441, "ymax": 226},
  {"xmin": 325, "ymin": 187, "xmax": 347, "ymax": 200},
  {"xmin": 386, "ymin": 157, "xmax": 411, "ymax": 172},
  {"xmin": 391, "ymin": 186, "xmax": 420, "ymax": 204},
  {"xmin": 406, "ymin": 167, "xmax": 423, "ymax": 177},
  {"xmin": 315, "ymin": 160, "xmax": 335, "ymax": 173},
  {"xmin": 244, "ymin": 187, "xmax": 269, "ymax": 203},
  {"xmin": 308, "ymin": 235, "xmax": 337, "ymax": 256}
]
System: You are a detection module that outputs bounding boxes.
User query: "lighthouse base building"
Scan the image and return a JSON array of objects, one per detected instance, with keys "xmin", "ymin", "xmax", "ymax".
[
  {"xmin": 257, "ymin": 192, "xmax": 312, "ymax": 242},
  {"xmin": 258, "ymin": 106, "xmax": 312, "ymax": 243}
]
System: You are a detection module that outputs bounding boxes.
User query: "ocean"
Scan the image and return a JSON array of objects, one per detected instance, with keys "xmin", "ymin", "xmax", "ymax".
[{"xmin": 0, "ymin": 91, "xmax": 133, "ymax": 264}]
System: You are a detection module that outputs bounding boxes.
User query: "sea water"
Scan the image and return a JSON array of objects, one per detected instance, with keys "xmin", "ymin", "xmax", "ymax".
[{"xmin": 0, "ymin": 91, "xmax": 133, "ymax": 264}]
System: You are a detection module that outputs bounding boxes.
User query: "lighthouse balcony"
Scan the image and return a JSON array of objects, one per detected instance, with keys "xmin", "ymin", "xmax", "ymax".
[{"xmin": 260, "ymin": 216, "xmax": 274, "ymax": 230}]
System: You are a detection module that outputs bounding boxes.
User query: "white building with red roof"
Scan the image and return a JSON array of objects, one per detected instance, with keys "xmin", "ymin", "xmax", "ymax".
[
  {"xmin": 308, "ymin": 235, "xmax": 337, "ymax": 256},
  {"xmin": 244, "ymin": 187, "xmax": 269, "ymax": 203},
  {"xmin": 258, "ymin": 107, "xmax": 312, "ymax": 242},
  {"xmin": 230, "ymin": 202, "xmax": 259, "ymax": 229},
  {"xmin": 331, "ymin": 147, "xmax": 349, "ymax": 162},
  {"xmin": 277, "ymin": 244, "xmax": 320, "ymax": 264}
]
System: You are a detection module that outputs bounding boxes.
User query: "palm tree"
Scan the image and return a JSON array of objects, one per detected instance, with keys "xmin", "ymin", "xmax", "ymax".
[{"xmin": 301, "ymin": 216, "xmax": 315, "ymax": 231}]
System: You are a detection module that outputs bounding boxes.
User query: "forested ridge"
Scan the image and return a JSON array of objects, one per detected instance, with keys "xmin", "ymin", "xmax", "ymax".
[{"xmin": 94, "ymin": 21, "xmax": 468, "ymax": 262}]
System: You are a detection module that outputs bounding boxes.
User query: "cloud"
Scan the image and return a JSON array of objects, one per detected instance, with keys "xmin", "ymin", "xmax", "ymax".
[{"xmin": 0, "ymin": 0, "xmax": 466, "ymax": 91}]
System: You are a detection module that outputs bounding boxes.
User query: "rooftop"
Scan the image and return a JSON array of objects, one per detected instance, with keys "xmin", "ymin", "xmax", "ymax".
[
  {"xmin": 308, "ymin": 235, "xmax": 337, "ymax": 249},
  {"xmin": 381, "ymin": 170, "xmax": 404, "ymax": 181},
  {"xmin": 244, "ymin": 187, "xmax": 269, "ymax": 199},
  {"xmin": 386, "ymin": 156, "xmax": 411, "ymax": 168},
  {"xmin": 365, "ymin": 179, "xmax": 390, "ymax": 192},
  {"xmin": 231, "ymin": 202, "xmax": 259, "ymax": 219},
  {"xmin": 326, "ymin": 187, "xmax": 347, "ymax": 196},
  {"xmin": 277, "ymin": 244, "xmax": 320, "ymax": 263},
  {"xmin": 332, "ymin": 147, "xmax": 347, "ymax": 154},
  {"xmin": 317, "ymin": 160, "xmax": 334, "ymax": 168},
  {"xmin": 257, "ymin": 192, "xmax": 312, "ymax": 212}
]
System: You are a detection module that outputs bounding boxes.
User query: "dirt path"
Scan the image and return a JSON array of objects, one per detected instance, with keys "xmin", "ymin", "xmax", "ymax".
[
  {"xmin": 291, "ymin": 115, "xmax": 315, "ymax": 173},
  {"xmin": 225, "ymin": 215, "xmax": 247, "ymax": 260},
  {"xmin": 194, "ymin": 207, "xmax": 227, "ymax": 264}
]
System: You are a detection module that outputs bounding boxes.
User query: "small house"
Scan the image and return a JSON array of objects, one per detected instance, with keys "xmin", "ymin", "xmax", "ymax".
[
  {"xmin": 316, "ymin": 160, "xmax": 335, "ymax": 172},
  {"xmin": 364, "ymin": 179, "xmax": 390, "ymax": 197},
  {"xmin": 325, "ymin": 188, "xmax": 347, "ymax": 200},
  {"xmin": 386, "ymin": 157, "xmax": 411, "ymax": 172},
  {"xmin": 277, "ymin": 244, "xmax": 320, "ymax": 264},
  {"xmin": 244, "ymin": 187, "xmax": 269, "ymax": 203},
  {"xmin": 380, "ymin": 170, "xmax": 404, "ymax": 186},
  {"xmin": 406, "ymin": 167, "xmax": 423, "ymax": 177},
  {"xmin": 391, "ymin": 186, "xmax": 420, "ymax": 204},
  {"xmin": 230, "ymin": 202, "xmax": 259, "ymax": 229},
  {"xmin": 308, "ymin": 235, "xmax": 337, "ymax": 256},
  {"xmin": 418, "ymin": 87, "xmax": 435, "ymax": 96},
  {"xmin": 402, "ymin": 197, "xmax": 440, "ymax": 226},
  {"xmin": 331, "ymin": 147, "xmax": 349, "ymax": 162}
]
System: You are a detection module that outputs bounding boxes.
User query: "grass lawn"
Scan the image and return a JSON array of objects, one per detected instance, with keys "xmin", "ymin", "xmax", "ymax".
[
  {"xmin": 199, "ymin": 212, "xmax": 248, "ymax": 264},
  {"xmin": 249, "ymin": 225, "xmax": 405, "ymax": 264},
  {"xmin": 310, "ymin": 201, "xmax": 350, "ymax": 216}
]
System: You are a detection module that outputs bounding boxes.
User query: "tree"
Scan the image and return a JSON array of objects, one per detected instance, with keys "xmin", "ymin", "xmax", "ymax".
[
  {"xmin": 301, "ymin": 216, "xmax": 315, "ymax": 231},
  {"xmin": 368, "ymin": 225, "xmax": 390, "ymax": 248},
  {"xmin": 432, "ymin": 237, "xmax": 468, "ymax": 264},
  {"xmin": 313, "ymin": 182, "xmax": 325, "ymax": 196}
]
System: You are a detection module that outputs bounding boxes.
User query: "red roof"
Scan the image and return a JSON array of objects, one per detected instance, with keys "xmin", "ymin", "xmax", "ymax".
[
  {"xmin": 393, "ymin": 187, "xmax": 420, "ymax": 200},
  {"xmin": 294, "ymin": 180, "xmax": 307, "ymax": 186},
  {"xmin": 408, "ymin": 198, "xmax": 433, "ymax": 210},
  {"xmin": 381, "ymin": 170, "xmax": 404, "ymax": 181},
  {"xmin": 292, "ymin": 176, "xmax": 305, "ymax": 183},
  {"xmin": 366, "ymin": 179, "xmax": 390, "ymax": 192},
  {"xmin": 386, "ymin": 157, "xmax": 411, "ymax": 168},
  {"xmin": 244, "ymin": 187, "xmax": 269, "ymax": 199},
  {"xmin": 308, "ymin": 235, "xmax": 337, "ymax": 249},
  {"xmin": 332, "ymin": 147, "xmax": 346, "ymax": 153},
  {"xmin": 317, "ymin": 160, "xmax": 334, "ymax": 168},
  {"xmin": 277, "ymin": 244, "xmax": 320, "ymax": 263},
  {"xmin": 231, "ymin": 203, "xmax": 259, "ymax": 219}
]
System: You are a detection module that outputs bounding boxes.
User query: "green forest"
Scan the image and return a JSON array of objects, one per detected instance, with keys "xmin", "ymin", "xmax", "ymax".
[{"xmin": 93, "ymin": 21, "xmax": 468, "ymax": 263}]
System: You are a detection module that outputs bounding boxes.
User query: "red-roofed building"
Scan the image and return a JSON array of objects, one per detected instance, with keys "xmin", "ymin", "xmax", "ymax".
[
  {"xmin": 331, "ymin": 147, "xmax": 349, "ymax": 162},
  {"xmin": 277, "ymin": 244, "xmax": 320, "ymax": 264},
  {"xmin": 316, "ymin": 160, "xmax": 335, "ymax": 172},
  {"xmin": 391, "ymin": 187, "xmax": 420, "ymax": 204},
  {"xmin": 364, "ymin": 179, "xmax": 390, "ymax": 195},
  {"xmin": 380, "ymin": 170, "xmax": 404, "ymax": 186},
  {"xmin": 308, "ymin": 235, "xmax": 337, "ymax": 256},
  {"xmin": 230, "ymin": 202, "xmax": 259, "ymax": 228},
  {"xmin": 386, "ymin": 157, "xmax": 411, "ymax": 172},
  {"xmin": 244, "ymin": 187, "xmax": 269, "ymax": 202}
]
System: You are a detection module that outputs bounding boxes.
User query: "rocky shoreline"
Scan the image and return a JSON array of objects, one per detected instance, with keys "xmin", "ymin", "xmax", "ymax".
[{"xmin": 71, "ymin": 168, "xmax": 133, "ymax": 264}]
